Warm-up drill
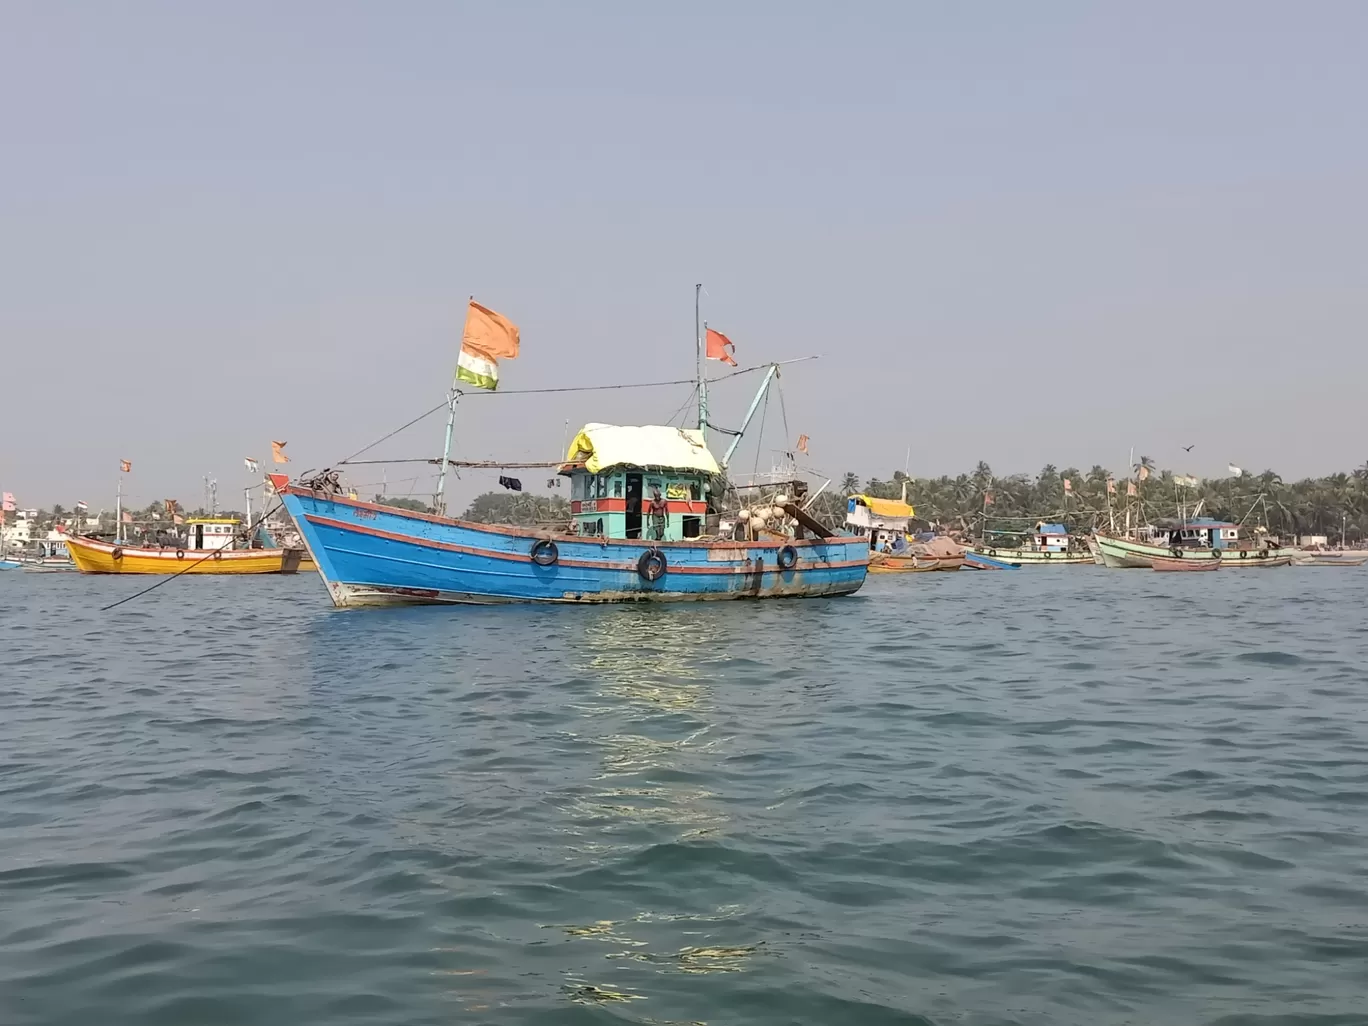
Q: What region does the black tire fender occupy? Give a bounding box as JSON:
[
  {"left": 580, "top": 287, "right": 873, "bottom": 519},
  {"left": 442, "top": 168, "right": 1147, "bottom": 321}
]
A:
[
  {"left": 111, "top": 547, "right": 123, "bottom": 560},
  {"left": 212, "top": 549, "right": 223, "bottom": 560},
  {"left": 637, "top": 548, "right": 667, "bottom": 582},
  {"left": 176, "top": 549, "right": 185, "bottom": 560},
  {"left": 777, "top": 544, "right": 798, "bottom": 570},
  {"left": 530, "top": 539, "right": 559, "bottom": 567}
]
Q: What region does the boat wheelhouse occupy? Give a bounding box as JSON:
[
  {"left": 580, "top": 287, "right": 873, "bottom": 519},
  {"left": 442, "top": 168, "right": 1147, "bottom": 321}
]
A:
[
  {"left": 845, "top": 494, "right": 914, "bottom": 553},
  {"left": 564, "top": 424, "right": 715, "bottom": 541}
]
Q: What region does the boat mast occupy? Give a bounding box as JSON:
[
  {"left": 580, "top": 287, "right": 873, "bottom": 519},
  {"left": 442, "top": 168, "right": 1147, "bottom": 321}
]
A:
[
  {"left": 434, "top": 295, "right": 472, "bottom": 516},
  {"left": 116, "top": 474, "right": 122, "bottom": 544},
  {"left": 695, "top": 284, "right": 706, "bottom": 443}
]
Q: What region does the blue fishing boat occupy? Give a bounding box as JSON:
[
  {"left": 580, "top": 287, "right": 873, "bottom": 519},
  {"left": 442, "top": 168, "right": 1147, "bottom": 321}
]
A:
[
  {"left": 276, "top": 293, "right": 868, "bottom": 608},
  {"left": 0, "top": 559, "right": 20, "bottom": 571},
  {"left": 963, "top": 550, "right": 1020, "bottom": 570}
]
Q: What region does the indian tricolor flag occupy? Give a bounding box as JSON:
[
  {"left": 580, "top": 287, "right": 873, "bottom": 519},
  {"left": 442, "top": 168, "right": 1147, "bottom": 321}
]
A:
[{"left": 456, "top": 300, "right": 520, "bottom": 391}]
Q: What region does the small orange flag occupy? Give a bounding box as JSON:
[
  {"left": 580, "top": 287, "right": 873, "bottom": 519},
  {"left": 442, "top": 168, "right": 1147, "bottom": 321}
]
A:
[
  {"left": 1127, "top": 481, "right": 1138, "bottom": 497},
  {"left": 705, "top": 327, "right": 737, "bottom": 366},
  {"left": 271, "top": 441, "right": 290, "bottom": 464},
  {"left": 1106, "top": 478, "right": 1116, "bottom": 494},
  {"left": 796, "top": 434, "right": 809, "bottom": 454},
  {"left": 1063, "top": 478, "right": 1072, "bottom": 492},
  {"left": 119, "top": 459, "right": 132, "bottom": 472}
]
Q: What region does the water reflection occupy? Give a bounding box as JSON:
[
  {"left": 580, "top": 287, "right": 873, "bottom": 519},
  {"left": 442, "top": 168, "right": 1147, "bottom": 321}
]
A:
[{"left": 555, "top": 610, "right": 755, "bottom": 1005}]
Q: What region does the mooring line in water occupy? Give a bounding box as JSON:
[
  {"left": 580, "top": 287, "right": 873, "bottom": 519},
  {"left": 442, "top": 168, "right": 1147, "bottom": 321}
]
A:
[{"left": 100, "top": 501, "right": 285, "bottom": 612}]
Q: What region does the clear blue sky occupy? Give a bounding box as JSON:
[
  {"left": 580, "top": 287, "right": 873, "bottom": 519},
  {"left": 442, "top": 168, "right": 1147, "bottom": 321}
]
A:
[{"left": 3, "top": 2, "right": 1366, "bottom": 510}]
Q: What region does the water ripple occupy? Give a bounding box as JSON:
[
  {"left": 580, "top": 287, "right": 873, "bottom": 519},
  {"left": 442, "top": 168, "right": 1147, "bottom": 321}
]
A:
[{"left": 1, "top": 569, "right": 1367, "bottom": 1024}]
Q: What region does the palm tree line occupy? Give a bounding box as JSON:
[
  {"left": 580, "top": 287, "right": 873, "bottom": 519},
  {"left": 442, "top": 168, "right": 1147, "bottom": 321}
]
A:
[{"left": 803, "top": 462, "right": 1368, "bottom": 543}]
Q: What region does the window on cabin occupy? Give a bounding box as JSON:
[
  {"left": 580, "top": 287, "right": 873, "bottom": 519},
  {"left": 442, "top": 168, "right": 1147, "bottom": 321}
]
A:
[
  {"left": 613, "top": 478, "right": 622, "bottom": 498},
  {"left": 682, "top": 515, "right": 701, "bottom": 538},
  {"left": 690, "top": 481, "right": 701, "bottom": 500},
  {"left": 580, "top": 519, "right": 597, "bottom": 536},
  {"left": 596, "top": 475, "right": 610, "bottom": 499}
]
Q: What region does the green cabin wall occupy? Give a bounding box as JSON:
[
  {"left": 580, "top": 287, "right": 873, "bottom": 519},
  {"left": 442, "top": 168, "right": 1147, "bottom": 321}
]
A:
[{"left": 569, "top": 469, "right": 708, "bottom": 542}]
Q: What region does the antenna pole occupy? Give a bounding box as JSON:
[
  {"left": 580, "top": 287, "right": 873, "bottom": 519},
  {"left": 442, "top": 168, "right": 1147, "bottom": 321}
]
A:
[{"left": 695, "top": 284, "right": 707, "bottom": 441}]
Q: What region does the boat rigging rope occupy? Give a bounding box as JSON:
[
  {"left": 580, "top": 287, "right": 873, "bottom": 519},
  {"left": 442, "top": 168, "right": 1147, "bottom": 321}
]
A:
[
  {"left": 100, "top": 500, "right": 285, "bottom": 612},
  {"left": 337, "top": 364, "right": 781, "bottom": 467}
]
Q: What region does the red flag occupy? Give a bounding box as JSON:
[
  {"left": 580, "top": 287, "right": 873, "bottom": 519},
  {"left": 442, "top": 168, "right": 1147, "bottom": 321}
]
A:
[
  {"left": 271, "top": 441, "right": 290, "bottom": 464},
  {"left": 1062, "top": 478, "right": 1072, "bottom": 492},
  {"left": 1106, "top": 478, "right": 1116, "bottom": 494},
  {"left": 705, "top": 327, "right": 737, "bottom": 366},
  {"left": 1127, "top": 481, "right": 1137, "bottom": 497},
  {"left": 796, "top": 434, "right": 809, "bottom": 454}
]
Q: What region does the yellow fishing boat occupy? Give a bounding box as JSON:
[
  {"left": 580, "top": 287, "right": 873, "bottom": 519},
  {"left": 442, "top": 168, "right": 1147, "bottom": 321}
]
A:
[{"left": 67, "top": 517, "right": 308, "bottom": 575}]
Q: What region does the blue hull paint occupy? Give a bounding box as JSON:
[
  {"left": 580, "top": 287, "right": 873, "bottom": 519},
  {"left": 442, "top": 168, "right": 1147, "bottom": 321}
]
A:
[
  {"left": 964, "top": 551, "right": 1020, "bottom": 570},
  {"left": 280, "top": 489, "right": 869, "bottom": 607},
  {"left": 0, "top": 559, "right": 20, "bottom": 571}
]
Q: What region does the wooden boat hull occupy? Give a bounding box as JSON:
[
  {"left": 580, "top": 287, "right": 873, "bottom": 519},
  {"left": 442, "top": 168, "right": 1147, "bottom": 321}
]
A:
[
  {"left": 279, "top": 486, "right": 869, "bottom": 607},
  {"left": 1152, "top": 555, "right": 1222, "bottom": 572},
  {"left": 0, "top": 559, "right": 20, "bottom": 571},
  {"left": 66, "top": 535, "right": 307, "bottom": 574},
  {"left": 869, "top": 552, "right": 966, "bottom": 573},
  {"left": 971, "top": 546, "right": 1093, "bottom": 565},
  {"left": 1293, "top": 554, "right": 1368, "bottom": 566},
  {"left": 1094, "top": 533, "right": 1291, "bottom": 569},
  {"left": 1222, "top": 556, "right": 1292, "bottom": 568}
]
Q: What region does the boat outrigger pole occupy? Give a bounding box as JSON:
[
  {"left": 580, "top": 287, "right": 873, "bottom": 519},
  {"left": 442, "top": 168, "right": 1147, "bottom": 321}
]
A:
[{"left": 719, "top": 363, "right": 780, "bottom": 469}]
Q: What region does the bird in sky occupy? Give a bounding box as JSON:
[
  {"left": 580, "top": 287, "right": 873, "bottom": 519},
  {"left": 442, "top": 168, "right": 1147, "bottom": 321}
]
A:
[{"left": 1182, "top": 444, "right": 1195, "bottom": 452}]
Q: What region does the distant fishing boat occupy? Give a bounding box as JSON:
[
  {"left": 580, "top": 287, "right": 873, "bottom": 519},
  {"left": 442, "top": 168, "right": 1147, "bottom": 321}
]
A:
[
  {"left": 0, "top": 559, "right": 19, "bottom": 571},
  {"left": 1095, "top": 518, "right": 1291, "bottom": 569},
  {"left": 1293, "top": 554, "right": 1367, "bottom": 566},
  {"left": 67, "top": 517, "right": 308, "bottom": 575},
  {"left": 276, "top": 295, "right": 868, "bottom": 607},
  {"left": 973, "top": 522, "right": 1094, "bottom": 565}
]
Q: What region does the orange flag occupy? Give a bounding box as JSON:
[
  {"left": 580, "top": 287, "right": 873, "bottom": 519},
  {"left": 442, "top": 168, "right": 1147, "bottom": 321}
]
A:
[
  {"left": 458, "top": 300, "right": 520, "bottom": 390},
  {"left": 796, "top": 434, "right": 809, "bottom": 454},
  {"left": 119, "top": 459, "right": 132, "bottom": 472},
  {"left": 1063, "top": 478, "right": 1072, "bottom": 492},
  {"left": 1106, "top": 478, "right": 1116, "bottom": 494},
  {"left": 1127, "top": 481, "right": 1138, "bottom": 496},
  {"left": 272, "top": 441, "right": 290, "bottom": 464},
  {"left": 705, "top": 327, "right": 737, "bottom": 366}
]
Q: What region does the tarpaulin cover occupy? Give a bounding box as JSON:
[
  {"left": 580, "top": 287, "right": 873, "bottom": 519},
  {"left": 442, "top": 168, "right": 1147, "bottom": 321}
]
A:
[{"left": 566, "top": 424, "right": 721, "bottom": 476}]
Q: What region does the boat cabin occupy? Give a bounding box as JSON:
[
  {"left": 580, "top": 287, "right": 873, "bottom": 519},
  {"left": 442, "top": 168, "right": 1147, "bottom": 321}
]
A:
[
  {"left": 184, "top": 517, "right": 242, "bottom": 551},
  {"left": 1156, "top": 517, "right": 1241, "bottom": 550},
  {"left": 1031, "top": 522, "right": 1070, "bottom": 552},
  {"left": 561, "top": 424, "right": 716, "bottom": 541},
  {"left": 845, "top": 494, "right": 915, "bottom": 553}
]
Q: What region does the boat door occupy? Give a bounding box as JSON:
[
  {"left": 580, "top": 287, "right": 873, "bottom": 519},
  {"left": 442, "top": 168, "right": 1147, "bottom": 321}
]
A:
[
  {"left": 194, "top": 523, "right": 205, "bottom": 550},
  {"left": 625, "top": 473, "right": 643, "bottom": 539}
]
